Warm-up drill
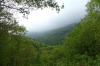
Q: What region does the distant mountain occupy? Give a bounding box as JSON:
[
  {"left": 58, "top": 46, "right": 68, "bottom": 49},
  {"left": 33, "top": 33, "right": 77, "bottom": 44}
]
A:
[{"left": 26, "top": 23, "right": 77, "bottom": 45}]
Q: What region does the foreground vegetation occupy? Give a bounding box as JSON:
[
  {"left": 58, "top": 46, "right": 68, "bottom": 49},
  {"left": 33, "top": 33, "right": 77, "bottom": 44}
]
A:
[{"left": 1, "top": 0, "right": 100, "bottom": 66}]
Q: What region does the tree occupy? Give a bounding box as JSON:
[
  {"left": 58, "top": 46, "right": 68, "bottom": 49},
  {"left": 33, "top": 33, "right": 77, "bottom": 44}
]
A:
[
  {"left": 0, "top": 11, "right": 20, "bottom": 66},
  {"left": 0, "top": 12, "right": 38, "bottom": 65},
  {"left": 86, "top": 0, "right": 100, "bottom": 13}
]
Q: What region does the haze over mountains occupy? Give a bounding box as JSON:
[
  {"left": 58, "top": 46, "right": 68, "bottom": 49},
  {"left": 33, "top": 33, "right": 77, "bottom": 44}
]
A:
[{"left": 26, "top": 22, "right": 77, "bottom": 45}]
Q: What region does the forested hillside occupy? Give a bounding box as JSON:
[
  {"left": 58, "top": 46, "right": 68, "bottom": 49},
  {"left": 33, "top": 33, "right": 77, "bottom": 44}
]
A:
[
  {"left": 1, "top": 0, "right": 100, "bottom": 66},
  {"left": 36, "top": 23, "right": 77, "bottom": 45}
]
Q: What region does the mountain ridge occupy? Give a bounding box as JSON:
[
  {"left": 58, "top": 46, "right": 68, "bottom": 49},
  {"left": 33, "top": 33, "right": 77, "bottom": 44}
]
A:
[{"left": 26, "top": 23, "right": 77, "bottom": 45}]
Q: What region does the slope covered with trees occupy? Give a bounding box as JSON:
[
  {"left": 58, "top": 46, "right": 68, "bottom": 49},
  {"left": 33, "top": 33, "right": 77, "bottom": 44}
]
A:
[{"left": 36, "top": 23, "right": 77, "bottom": 45}]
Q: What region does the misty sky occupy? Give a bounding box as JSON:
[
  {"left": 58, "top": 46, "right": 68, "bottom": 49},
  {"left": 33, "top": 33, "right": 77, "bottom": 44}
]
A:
[{"left": 18, "top": 0, "right": 89, "bottom": 32}]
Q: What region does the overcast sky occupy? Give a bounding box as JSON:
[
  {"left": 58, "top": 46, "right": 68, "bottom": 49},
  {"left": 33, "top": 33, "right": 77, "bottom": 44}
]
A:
[{"left": 18, "top": 0, "right": 89, "bottom": 32}]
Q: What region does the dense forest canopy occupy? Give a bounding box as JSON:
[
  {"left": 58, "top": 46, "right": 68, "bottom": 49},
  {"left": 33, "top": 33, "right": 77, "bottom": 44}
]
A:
[{"left": 1, "top": 0, "right": 100, "bottom": 66}]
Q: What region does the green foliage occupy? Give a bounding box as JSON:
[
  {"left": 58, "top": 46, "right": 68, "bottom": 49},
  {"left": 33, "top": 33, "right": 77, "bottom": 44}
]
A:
[{"left": 86, "top": 0, "right": 100, "bottom": 13}]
